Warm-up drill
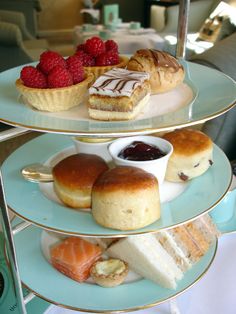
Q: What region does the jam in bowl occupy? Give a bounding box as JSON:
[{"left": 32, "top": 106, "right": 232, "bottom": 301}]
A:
[
  {"left": 118, "top": 141, "right": 166, "bottom": 161},
  {"left": 108, "top": 135, "right": 173, "bottom": 185}
]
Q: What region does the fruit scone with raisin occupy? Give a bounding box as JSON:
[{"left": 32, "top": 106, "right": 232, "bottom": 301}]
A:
[{"left": 88, "top": 68, "right": 151, "bottom": 121}]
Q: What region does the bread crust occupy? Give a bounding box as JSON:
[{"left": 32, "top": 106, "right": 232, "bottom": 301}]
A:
[
  {"left": 92, "top": 166, "right": 158, "bottom": 192},
  {"left": 163, "top": 129, "right": 213, "bottom": 156},
  {"left": 162, "top": 129, "right": 213, "bottom": 182},
  {"left": 91, "top": 166, "right": 161, "bottom": 230},
  {"left": 52, "top": 153, "right": 108, "bottom": 208}
]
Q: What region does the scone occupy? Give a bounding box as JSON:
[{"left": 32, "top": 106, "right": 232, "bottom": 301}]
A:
[
  {"left": 88, "top": 68, "right": 151, "bottom": 121},
  {"left": 52, "top": 153, "right": 109, "bottom": 208},
  {"left": 91, "top": 166, "right": 161, "bottom": 230},
  {"left": 127, "top": 49, "right": 184, "bottom": 94},
  {"left": 163, "top": 129, "right": 213, "bottom": 182}
]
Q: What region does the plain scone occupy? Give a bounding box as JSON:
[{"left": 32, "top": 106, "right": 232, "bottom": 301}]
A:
[
  {"left": 91, "top": 166, "right": 161, "bottom": 230},
  {"left": 163, "top": 129, "right": 213, "bottom": 182},
  {"left": 52, "top": 153, "right": 109, "bottom": 208},
  {"left": 127, "top": 49, "right": 185, "bottom": 94}
]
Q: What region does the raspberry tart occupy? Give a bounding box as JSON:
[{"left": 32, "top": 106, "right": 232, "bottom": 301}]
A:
[
  {"left": 16, "top": 51, "right": 93, "bottom": 112},
  {"left": 74, "top": 37, "right": 128, "bottom": 84}
]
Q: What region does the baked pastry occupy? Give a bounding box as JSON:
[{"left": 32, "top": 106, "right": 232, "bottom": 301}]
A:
[
  {"left": 85, "top": 55, "right": 129, "bottom": 85},
  {"left": 16, "top": 74, "right": 93, "bottom": 112},
  {"left": 127, "top": 49, "right": 185, "bottom": 94},
  {"left": 52, "top": 153, "right": 109, "bottom": 208},
  {"left": 88, "top": 68, "right": 151, "bottom": 121},
  {"left": 163, "top": 129, "right": 213, "bottom": 182},
  {"left": 91, "top": 166, "right": 161, "bottom": 230},
  {"left": 90, "top": 258, "right": 128, "bottom": 287}
]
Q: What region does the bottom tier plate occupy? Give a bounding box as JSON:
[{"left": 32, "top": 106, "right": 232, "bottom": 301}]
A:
[
  {"left": 13, "top": 221, "right": 218, "bottom": 313},
  {"left": 216, "top": 206, "right": 236, "bottom": 235}
]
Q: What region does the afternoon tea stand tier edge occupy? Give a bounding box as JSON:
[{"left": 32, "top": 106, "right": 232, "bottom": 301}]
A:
[{"left": 0, "top": 1, "right": 219, "bottom": 313}]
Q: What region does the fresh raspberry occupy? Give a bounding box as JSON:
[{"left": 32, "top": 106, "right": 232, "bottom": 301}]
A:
[
  {"left": 20, "top": 66, "right": 47, "bottom": 88},
  {"left": 105, "top": 40, "right": 118, "bottom": 52},
  {"left": 66, "top": 55, "right": 85, "bottom": 84},
  {"left": 76, "top": 43, "right": 86, "bottom": 52},
  {"left": 95, "top": 51, "right": 119, "bottom": 66},
  {"left": 47, "top": 65, "right": 73, "bottom": 88},
  {"left": 39, "top": 50, "right": 66, "bottom": 74},
  {"left": 75, "top": 50, "right": 95, "bottom": 66},
  {"left": 84, "top": 36, "right": 105, "bottom": 57}
]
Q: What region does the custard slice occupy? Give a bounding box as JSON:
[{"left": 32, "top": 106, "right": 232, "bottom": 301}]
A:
[{"left": 88, "top": 68, "right": 150, "bottom": 121}]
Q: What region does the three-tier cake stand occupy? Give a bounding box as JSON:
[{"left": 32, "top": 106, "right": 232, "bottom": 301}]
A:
[{"left": 0, "top": 1, "right": 236, "bottom": 313}]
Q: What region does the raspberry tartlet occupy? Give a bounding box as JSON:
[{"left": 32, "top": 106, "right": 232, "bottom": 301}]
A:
[
  {"left": 75, "top": 37, "right": 128, "bottom": 84},
  {"left": 16, "top": 51, "right": 93, "bottom": 112}
]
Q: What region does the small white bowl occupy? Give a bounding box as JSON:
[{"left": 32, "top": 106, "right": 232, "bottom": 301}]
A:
[
  {"left": 72, "top": 137, "right": 115, "bottom": 163},
  {"left": 108, "top": 136, "right": 173, "bottom": 185}
]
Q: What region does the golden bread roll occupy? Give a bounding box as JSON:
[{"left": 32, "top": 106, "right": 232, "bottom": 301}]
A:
[
  {"left": 52, "top": 153, "right": 109, "bottom": 208},
  {"left": 127, "top": 49, "right": 185, "bottom": 94},
  {"left": 91, "top": 166, "right": 161, "bottom": 230},
  {"left": 163, "top": 129, "right": 213, "bottom": 182}
]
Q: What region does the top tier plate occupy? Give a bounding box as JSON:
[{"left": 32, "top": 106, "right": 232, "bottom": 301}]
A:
[{"left": 0, "top": 62, "right": 235, "bottom": 136}]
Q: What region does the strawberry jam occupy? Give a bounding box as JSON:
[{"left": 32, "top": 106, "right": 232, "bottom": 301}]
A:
[{"left": 118, "top": 141, "right": 166, "bottom": 161}]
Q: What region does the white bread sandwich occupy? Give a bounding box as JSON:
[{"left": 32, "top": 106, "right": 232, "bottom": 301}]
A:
[
  {"left": 154, "top": 215, "right": 218, "bottom": 272},
  {"left": 155, "top": 230, "right": 192, "bottom": 272},
  {"left": 106, "top": 214, "right": 218, "bottom": 290},
  {"left": 107, "top": 233, "right": 183, "bottom": 289}
]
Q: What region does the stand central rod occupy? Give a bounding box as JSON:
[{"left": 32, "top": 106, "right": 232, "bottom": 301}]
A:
[{"left": 176, "top": 0, "right": 190, "bottom": 59}]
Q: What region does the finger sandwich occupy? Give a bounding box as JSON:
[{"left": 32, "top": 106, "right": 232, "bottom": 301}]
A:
[
  {"left": 107, "top": 233, "right": 183, "bottom": 289},
  {"left": 107, "top": 215, "right": 218, "bottom": 290},
  {"left": 88, "top": 68, "right": 150, "bottom": 121}
]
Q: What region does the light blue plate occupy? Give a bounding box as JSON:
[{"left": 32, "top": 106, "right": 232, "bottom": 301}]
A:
[
  {"left": 0, "top": 62, "right": 235, "bottom": 136},
  {"left": 13, "top": 221, "right": 218, "bottom": 313},
  {"left": 2, "top": 133, "right": 232, "bottom": 237},
  {"left": 216, "top": 204, "right": 236, "bottom": 235}
]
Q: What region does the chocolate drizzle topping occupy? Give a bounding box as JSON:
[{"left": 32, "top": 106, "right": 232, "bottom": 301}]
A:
[
  {"left": 136, "top": 49, "right": 181, "bottom": 72},
  {"left": 89, "top": 68, "right": 149, "bottom": 97}
]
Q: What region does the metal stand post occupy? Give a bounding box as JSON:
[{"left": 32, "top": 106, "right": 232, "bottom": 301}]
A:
[
  {"left": 0, "top": 171, "right": 26, "bottom": 314},
  {"left": 0, "top": 127, "right": 30, "bottom": 143},
  {"left": 0, "top": 127, "right": 33, "bottom": 313},
  {"left": 176, "top": 0, "right": 190, "bottom": 59}
]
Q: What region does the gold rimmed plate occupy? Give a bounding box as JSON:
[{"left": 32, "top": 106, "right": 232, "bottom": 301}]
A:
[
  {"left": 2, "top": 133, "right": 232, "bottom": 237},
  {"left": 12, "top": 219, "right": 218, "bottom": 313},
  {"left": 0, "top": 61, "right": 235, "bottom": 136}
]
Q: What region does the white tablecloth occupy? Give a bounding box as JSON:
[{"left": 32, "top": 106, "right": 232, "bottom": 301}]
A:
[
  {"left": 74, "top": 25, "right": 165, "bottom": 54},
  {"left": 45, "top": 232, "right": 236, "bottom": 314}
]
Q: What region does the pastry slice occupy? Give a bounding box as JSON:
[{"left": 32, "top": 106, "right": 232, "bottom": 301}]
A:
[{"left": 88, "top": 68, "right": 150, "bottom": 121}]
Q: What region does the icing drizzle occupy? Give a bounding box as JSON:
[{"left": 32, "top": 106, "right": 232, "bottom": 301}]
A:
[
  {"left": 89, "top": 68, "right": 149, "bottom": 97},
  {"left": 133, "top": 49, "right": 182, "bottom": 72}
]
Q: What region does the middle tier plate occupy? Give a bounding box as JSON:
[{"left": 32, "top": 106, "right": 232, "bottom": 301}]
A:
[{"left": 2, "top": 133, "right": 232, "bottom": 237}]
